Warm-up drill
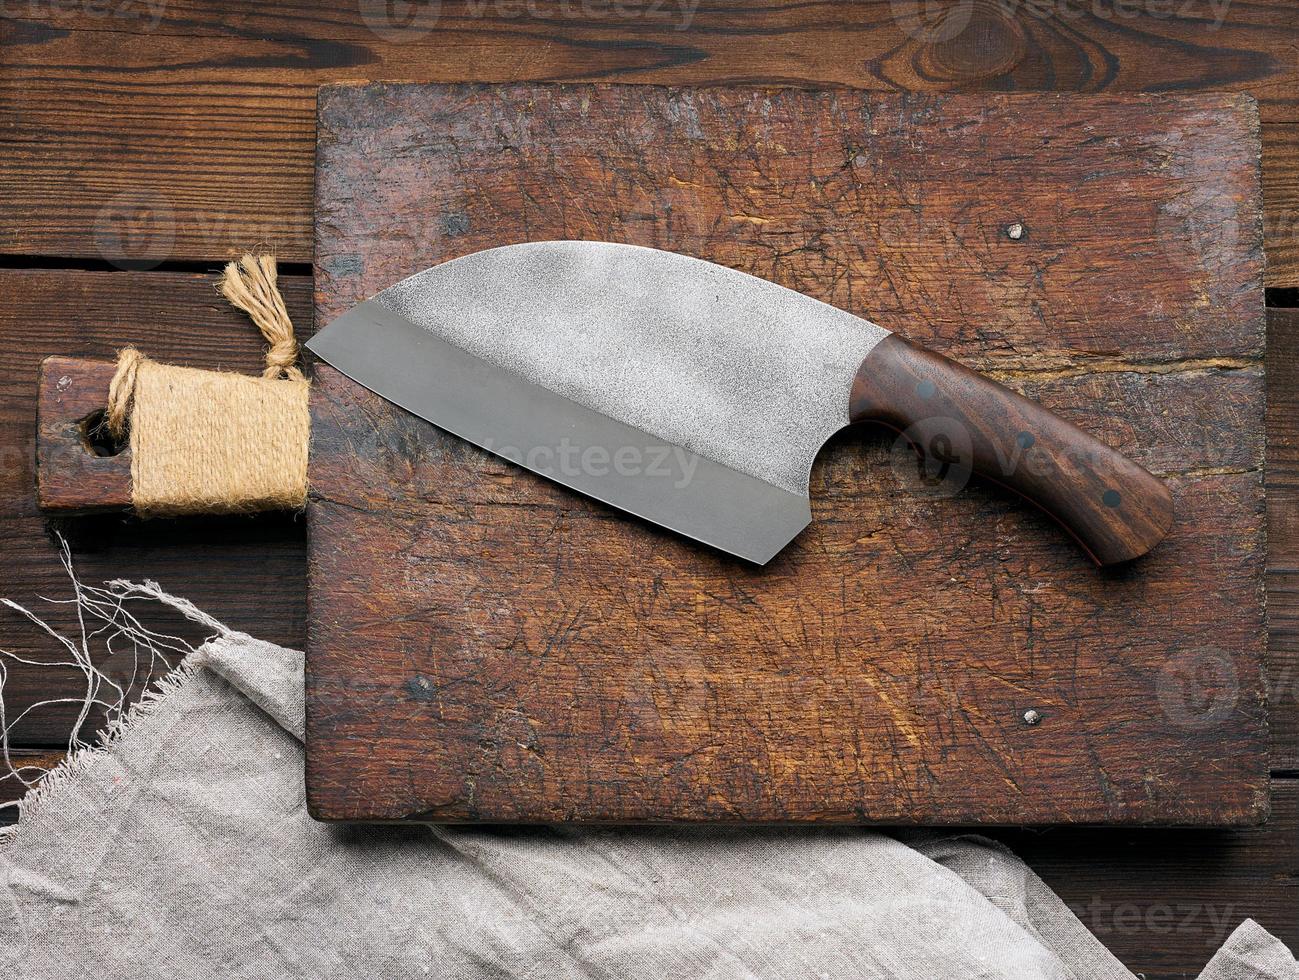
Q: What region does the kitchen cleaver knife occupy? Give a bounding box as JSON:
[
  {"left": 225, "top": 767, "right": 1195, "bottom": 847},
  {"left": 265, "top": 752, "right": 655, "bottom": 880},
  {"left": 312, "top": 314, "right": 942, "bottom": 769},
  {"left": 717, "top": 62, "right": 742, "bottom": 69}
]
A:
[{"left": 306, "top": 241, "right": 1173, "bottom": 566}]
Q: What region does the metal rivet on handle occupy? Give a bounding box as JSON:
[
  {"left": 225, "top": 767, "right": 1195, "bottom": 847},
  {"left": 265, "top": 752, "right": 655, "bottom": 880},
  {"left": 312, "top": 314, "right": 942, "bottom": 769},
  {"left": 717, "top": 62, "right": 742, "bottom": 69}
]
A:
[{"left": 1022, "top": 709, "right": 1043, "bottom": 726}]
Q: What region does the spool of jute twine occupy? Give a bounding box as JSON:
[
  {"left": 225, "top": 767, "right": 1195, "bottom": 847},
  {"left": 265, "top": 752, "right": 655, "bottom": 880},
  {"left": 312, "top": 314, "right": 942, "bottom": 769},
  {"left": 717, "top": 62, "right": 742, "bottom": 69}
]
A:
[{"left": 105, "top": 254, "right": 310, "bottom": 517}]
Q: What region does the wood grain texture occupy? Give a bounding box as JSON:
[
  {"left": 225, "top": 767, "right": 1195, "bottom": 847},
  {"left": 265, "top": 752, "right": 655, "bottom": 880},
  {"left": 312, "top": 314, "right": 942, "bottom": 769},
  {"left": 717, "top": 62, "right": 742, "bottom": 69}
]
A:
[
  {"left": 307, "top": 83, "right": 1267, "bottom": 824},
  {"left": 1264, "top": 125, "right": 1299, "bottom": 289},
  {"left": 0, "top": 749, "right": 65, "bottom": 819},
  {"left": 2, "top": 1, "right": 1299, "bottom": 283},
  {"left": 850, "top": 335, "right": 1174, "bottom": 565},
  {"left": 0, "top": 269, "right": 311, "bottom": 745},
  {"left": 1267, "top": 307, "right": 1299, "bottom": 770},
  {"left": 35, "top": 357, "right": 131, "bottom": 513}
]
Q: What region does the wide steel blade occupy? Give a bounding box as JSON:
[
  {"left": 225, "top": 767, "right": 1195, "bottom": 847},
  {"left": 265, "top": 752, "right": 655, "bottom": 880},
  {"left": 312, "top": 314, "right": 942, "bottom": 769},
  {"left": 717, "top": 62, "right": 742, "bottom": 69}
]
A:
[
  {"left": 307, "top": 299, "right": 811, "bottom": 563},
  {"left": 306, "top": 241, "right": 890, "bottom": 564}
]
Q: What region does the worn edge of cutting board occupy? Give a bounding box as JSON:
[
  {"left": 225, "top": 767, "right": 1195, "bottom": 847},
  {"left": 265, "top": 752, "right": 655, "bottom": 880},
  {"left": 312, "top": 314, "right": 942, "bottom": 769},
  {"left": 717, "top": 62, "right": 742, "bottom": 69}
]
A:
[{"left": 305, "top": 83, "right": 1268, "bottom": 826}]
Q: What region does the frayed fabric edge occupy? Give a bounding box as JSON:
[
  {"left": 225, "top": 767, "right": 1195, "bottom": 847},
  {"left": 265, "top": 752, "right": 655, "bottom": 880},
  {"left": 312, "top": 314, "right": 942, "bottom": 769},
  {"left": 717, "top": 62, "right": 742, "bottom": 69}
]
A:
[
  {"left": 0, "top": 535, "right": 236, "bottom": 844},
  {"left": 0, "top": 654, "right": 209, "bottom": 846}
]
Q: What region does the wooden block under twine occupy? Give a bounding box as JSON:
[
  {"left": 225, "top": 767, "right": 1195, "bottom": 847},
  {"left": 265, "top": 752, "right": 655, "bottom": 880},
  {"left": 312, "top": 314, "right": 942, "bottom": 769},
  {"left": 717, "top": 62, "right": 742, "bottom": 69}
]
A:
[{"left": 104, "top": 255, "right": 309, "bottom": 516}]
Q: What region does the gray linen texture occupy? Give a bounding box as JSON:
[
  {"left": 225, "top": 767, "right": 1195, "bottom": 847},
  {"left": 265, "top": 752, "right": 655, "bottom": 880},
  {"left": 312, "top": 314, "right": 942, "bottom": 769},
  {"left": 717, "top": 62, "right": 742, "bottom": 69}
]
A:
[{"left": 0, "top": 617, "right": 1294, "bottom": 979}]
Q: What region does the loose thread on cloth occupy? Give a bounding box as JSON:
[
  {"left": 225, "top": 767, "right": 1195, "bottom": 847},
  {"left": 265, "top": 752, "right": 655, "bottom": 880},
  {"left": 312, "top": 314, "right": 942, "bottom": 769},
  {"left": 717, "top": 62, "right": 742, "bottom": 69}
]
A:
[
  {"left": 0, "top": 535, "right": 202, "bottom": 807},
  {"left": 104, "top": 254, "right": 310, "bottom": 516}
]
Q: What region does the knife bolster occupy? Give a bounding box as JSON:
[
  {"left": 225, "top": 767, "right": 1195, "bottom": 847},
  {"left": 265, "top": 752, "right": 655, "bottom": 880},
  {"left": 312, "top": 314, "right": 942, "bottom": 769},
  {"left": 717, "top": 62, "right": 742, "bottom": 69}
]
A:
[{"left": 848, "top": 335, "right": 1174, "bottom": 565}]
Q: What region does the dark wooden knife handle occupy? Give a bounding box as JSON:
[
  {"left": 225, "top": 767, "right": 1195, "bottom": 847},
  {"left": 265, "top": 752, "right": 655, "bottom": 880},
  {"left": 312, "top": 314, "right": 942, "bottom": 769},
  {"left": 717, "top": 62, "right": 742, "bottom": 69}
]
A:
[{"left": 849, "top": 335, "right": 1173, "bottom": 565}]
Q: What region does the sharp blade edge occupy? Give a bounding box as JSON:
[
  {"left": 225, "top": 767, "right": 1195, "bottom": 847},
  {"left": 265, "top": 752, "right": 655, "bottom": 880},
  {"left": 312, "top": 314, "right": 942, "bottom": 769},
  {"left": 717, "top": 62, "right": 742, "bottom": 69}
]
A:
[{"left": 306, "top": 300, "right": 812, "bottom": 564}]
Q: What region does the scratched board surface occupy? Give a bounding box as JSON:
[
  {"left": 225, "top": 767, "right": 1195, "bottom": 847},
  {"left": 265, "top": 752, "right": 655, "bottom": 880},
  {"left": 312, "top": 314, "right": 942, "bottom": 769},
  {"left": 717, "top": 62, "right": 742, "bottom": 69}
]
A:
[{"left": 307, "top": 83, "right": 1266, "bottom": 825}]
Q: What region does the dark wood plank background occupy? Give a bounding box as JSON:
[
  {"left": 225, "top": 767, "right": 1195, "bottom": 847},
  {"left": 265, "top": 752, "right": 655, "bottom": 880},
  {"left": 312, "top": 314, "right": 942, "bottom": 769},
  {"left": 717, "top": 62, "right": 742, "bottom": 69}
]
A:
[{"left": 0, "top": 2, "right": 1295, "bottom": 975}]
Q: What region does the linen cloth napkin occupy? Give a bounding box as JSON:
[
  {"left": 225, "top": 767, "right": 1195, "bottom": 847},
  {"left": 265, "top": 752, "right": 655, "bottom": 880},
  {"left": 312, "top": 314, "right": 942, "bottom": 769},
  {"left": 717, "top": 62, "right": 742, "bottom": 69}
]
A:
[{"left": 0, "top": 596, "right": 1294, "bottom": 979}]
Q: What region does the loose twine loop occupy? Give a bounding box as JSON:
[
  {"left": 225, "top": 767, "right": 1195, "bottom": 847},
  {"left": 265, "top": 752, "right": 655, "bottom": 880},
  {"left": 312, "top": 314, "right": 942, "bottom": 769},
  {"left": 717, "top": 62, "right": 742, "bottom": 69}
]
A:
[{"left": 104, "top": 254, "right": 310, "bottom": 517}]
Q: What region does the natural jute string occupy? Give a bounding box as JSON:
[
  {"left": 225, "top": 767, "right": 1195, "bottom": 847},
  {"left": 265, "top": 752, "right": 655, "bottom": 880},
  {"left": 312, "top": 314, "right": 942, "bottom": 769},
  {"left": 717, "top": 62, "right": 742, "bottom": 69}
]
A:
[{"left": 105, "top": 254, "right": 310, "bottom": 516}]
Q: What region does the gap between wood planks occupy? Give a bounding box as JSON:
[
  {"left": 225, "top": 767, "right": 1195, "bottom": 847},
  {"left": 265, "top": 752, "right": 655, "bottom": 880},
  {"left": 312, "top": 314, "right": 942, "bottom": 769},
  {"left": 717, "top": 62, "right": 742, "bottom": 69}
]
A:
[
  {"left": 0, "top": 255, "right": 316, "bottom": 278},
  {"left": 0, "top": 256, "right": 1289, "bottom": 308}
]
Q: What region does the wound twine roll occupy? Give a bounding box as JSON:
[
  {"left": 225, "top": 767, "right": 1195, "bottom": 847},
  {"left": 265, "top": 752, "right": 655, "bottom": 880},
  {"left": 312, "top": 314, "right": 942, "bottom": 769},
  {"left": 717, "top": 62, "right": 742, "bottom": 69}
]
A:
[{"left": 105, "top": 254, "right": 310, "bottom": 516}]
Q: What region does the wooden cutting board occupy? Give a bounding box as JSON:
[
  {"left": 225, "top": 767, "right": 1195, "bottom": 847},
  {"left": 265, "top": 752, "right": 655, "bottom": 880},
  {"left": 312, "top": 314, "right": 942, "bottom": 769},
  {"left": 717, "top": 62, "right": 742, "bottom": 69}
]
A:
[{"left": 304, "top": 83, "right": 1266, "bottom": 825}]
